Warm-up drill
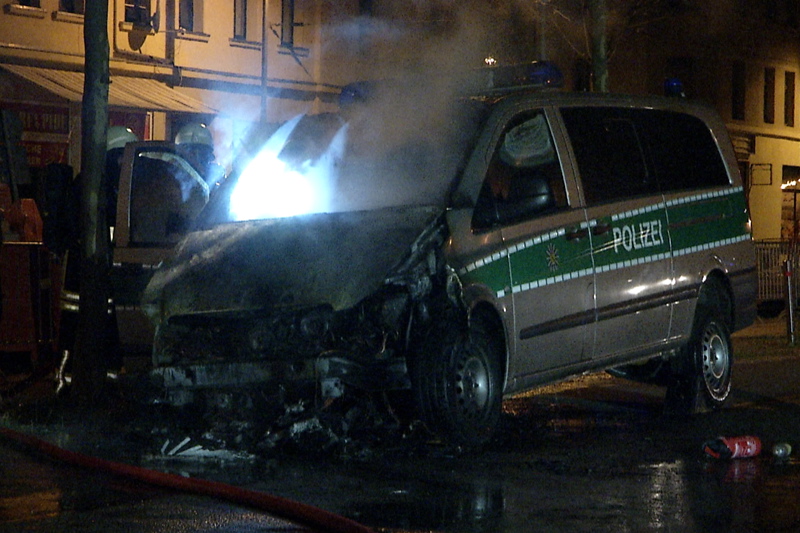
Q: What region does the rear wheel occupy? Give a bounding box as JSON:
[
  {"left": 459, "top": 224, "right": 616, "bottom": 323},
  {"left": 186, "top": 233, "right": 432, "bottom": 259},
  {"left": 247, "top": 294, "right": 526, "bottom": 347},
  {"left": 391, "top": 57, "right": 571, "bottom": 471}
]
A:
[
  {"left": 412, "top": 316, "right": 503, "bottom": 448},
  {"left": 665, "top": 283, "right": 733, "bottom": 415}
]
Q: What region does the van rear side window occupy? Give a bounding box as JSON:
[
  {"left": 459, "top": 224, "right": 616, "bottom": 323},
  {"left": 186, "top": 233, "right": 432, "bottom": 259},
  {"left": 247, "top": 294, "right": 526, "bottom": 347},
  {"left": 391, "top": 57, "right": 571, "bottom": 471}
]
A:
[
  {"left": 640, "top": 109, "right": 731, "bottom": 192},
  {"left": 561, "top": 107, "right": 730, "bottom": 206}
]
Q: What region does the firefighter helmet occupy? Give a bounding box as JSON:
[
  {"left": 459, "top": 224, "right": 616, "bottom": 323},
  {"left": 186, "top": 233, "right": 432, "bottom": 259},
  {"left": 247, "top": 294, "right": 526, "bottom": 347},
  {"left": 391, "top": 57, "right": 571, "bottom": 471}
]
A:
[
  {"left": 107, "top": 126, "right": 139, "bottom": 151},
  {"left": 175, "top": 123, "right": 214, "bottom": 146}
]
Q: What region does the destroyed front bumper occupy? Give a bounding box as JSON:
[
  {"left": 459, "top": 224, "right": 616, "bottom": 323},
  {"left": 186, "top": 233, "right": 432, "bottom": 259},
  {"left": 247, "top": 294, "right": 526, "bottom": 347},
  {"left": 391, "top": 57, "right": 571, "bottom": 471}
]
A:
[{"left": 149, "top": 353, "right": 410, "bottom": 405}]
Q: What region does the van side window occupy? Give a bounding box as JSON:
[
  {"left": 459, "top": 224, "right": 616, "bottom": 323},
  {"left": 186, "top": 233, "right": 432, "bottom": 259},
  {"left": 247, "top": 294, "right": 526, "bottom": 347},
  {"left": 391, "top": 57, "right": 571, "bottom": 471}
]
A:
[
  {"left": 472, "top": 111, "right": 568, "bottom": 231},
  {"left": 640, "top": 110, "right": 730, "bottom": 192},
  {"left": 130, "top": 150, "right": 210, "bottom": 246},
  {"left": 560, "top": 108, "right": 653, "bottom": 205},
  {"left": 561, "top": 107, "right": 730, "bottom": 206}
]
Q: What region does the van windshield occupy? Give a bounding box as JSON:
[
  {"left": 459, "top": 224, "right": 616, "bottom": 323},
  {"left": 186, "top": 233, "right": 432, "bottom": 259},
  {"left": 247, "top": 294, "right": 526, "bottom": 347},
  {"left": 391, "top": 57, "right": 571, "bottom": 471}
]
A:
[{"left": 129, "top": 149, "right": 210, "bottom": 246}]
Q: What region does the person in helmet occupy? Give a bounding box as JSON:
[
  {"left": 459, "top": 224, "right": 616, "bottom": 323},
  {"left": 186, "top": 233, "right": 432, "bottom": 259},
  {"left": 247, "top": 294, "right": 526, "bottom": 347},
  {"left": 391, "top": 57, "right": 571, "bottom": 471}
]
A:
[
  {"left": 175, "top": 123, "right": 225, "bottom": 189},
  {"left": 55, "top": 125, "right": 138, "bottom": 391},
  {"left": 107, "top": 124, "right": 139, "bottom": 151}
]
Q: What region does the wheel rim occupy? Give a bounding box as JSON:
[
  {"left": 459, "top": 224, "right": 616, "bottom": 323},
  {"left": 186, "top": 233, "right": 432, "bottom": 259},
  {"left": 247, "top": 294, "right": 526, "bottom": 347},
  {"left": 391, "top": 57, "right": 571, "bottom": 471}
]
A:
[
  {"left": 700, "top": 322, "right": 731, "bottom": 400},
  {"left": 454, "top": 349, "right": 491, "bottom": 418}
]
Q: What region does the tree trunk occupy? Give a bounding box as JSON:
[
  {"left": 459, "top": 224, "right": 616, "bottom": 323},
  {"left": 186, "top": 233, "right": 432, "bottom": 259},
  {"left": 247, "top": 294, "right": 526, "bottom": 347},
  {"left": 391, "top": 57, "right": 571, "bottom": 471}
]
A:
[
  {"left": 589, "top": 0, "right": 609, "bottom": 92},
  {"left": 73, "top": 0, "right": 111, "bottom": 406}
]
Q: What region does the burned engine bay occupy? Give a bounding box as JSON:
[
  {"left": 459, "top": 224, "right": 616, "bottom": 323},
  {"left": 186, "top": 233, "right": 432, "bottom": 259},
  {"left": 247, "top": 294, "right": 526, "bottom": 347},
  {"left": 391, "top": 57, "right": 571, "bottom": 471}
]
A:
[
  {"left": 138, "top": 98, "right": 486, "bottom": 448},
  {"left": 143, "top": 206, "right": 457, "bottom": 418}
]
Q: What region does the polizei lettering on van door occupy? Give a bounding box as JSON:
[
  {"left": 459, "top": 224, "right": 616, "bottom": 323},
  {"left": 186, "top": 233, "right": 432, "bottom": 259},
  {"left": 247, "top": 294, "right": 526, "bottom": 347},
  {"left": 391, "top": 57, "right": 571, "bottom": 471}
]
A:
[{"left": 612, "top": 220, "right": 664, "bottom": 253}]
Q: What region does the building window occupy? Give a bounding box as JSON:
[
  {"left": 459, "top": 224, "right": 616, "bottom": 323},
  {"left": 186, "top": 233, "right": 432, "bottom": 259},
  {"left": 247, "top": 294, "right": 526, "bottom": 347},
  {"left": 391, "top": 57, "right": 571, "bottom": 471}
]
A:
[
  {"left": 18, "top": 0, "right": 40, "bottom": 6},
  {"left": 786, "top": 71, "right": 796, "bottom": 127},
  {"left": 764, "top": 67, "right": 776, "bottom": 124},
  {"left": 59, "top": 0, "right": 84, "bottom": 14},
  {"left": 281, "top": 0, "right": 294, "bottom": 47},
  {"left": 125, "top": 0, "right": 150, "bottom": 25},
  {"left": 179, "top": 0, "right": 203, "bottom": 33},
  {"left": 234, "top": 0, "right": 247, "bottom": 39},
  {"left": 782, "top": 165, "right": 800, "bottom": 240},
  {"left": 179, "top": 0, "right": 193, "bottom": 31},
  {"left": 732, "top": 61, "right": 746, "bottom": 121}
]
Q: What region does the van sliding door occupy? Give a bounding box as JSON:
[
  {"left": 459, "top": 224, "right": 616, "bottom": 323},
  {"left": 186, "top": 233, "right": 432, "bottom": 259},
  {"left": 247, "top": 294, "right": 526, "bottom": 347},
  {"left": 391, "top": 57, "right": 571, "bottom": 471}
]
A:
[{"left": 561, "top": 107, "right": 672, "bottom": 362}]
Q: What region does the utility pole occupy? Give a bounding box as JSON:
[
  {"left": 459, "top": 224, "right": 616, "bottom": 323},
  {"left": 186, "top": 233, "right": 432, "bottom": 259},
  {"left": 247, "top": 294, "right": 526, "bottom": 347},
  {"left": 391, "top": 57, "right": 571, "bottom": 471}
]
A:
[
  {"left": 261, "top": 0, "right": 270, "bottom": 123},
  {"left": 536, "top": 2, "right": 548, "bottom": 60},
  {"left": 589, "top": 0, "right": 609, "bottom": 92}
]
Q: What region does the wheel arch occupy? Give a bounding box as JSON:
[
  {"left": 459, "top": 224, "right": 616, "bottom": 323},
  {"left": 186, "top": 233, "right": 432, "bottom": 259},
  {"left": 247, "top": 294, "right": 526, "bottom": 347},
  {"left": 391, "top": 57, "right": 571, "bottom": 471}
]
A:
[
  {"left": 467, "top": 300, "right": 510, "bottom": 392},
  {"left": 700, "top": 269, "right": 735, "bottom": 330},
  {"left": 664, "top": 269, "right": 735, "bottom": 414}
]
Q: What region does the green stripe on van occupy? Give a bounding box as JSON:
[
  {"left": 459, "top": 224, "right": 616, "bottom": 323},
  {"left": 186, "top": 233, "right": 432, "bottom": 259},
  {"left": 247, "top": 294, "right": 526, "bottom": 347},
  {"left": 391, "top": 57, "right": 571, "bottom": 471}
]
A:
[
  {"left": 507, "top": 229, "right": 594, "bottom": 292},
  {"left": 666, "top": 187, "right": 750, "bottom": 253},
  {"left": 459, "top": 227, "right": 594, "bottom": 298},
  {"left": 458, "top": 187, "right": 750, "bottom": 299},
  {"left": 460, "top": 249, "right": 512, "bottom": 298}
]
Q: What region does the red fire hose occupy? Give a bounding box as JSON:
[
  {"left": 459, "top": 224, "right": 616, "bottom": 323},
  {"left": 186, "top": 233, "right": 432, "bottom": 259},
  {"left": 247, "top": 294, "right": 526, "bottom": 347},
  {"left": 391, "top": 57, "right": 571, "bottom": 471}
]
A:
[{"left": 0, "top": 426, "right": 374, "bottom": 533}]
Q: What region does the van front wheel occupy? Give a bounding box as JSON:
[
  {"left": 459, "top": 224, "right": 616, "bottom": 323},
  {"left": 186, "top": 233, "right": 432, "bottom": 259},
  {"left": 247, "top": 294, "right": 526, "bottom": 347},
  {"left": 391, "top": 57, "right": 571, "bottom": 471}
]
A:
[
  {"left": 412, "top": 317, "right": 503, "bottom": 448},
  {"left": 665, "top": 304, "right": 732, "bottom": 415}
]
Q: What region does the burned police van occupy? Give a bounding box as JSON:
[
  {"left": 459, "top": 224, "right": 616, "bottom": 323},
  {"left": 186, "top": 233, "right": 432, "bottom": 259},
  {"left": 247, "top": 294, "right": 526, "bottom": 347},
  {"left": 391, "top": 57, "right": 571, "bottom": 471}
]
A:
[{"left": 142, "top": 63, "right": 757, "bottom": 447}]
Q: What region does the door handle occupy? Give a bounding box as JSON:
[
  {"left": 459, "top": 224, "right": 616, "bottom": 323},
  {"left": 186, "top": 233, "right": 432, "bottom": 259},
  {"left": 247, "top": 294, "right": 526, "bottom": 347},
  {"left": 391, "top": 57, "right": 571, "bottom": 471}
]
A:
[
  {"left": 566, "top": 228, "right": 589, "bottom": 241},
  {"left": 592, "top": 223, "right": 612, "bottom": 236}
]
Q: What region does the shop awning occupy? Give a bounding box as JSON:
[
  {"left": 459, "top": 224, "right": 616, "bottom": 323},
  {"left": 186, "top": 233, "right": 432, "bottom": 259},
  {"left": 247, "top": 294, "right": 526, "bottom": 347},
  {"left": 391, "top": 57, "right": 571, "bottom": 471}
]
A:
[{"left": 1, "top": 64, "right": 217, "bottom": 114}]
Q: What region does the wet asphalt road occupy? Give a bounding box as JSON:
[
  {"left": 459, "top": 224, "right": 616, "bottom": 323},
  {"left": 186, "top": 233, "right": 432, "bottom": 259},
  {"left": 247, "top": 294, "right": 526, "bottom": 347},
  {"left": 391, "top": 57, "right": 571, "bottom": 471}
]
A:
[
  {"left": 0, "top": 444, "right": 314, "bottom": 532},
  {"left": 1, "top": 325, "right": 800, "bottom": 532}
]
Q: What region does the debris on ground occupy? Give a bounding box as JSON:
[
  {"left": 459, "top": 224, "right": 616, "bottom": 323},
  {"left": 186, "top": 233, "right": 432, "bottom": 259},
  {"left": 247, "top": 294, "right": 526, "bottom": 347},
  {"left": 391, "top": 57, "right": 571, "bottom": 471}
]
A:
[
  {"left": 0, "top": 361, "right": 444, "bottom": 464},
  {"left": 144, "top": 435, "right": 256, "bottom": 462},
  {"left": 702, "top": 435, "right": 762, "bottom": 459}
]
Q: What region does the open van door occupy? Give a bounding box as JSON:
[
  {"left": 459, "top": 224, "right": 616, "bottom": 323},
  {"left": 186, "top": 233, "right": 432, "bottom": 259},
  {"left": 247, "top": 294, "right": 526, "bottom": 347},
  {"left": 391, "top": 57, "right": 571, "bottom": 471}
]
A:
[{"left": 112, "top": 141, "right": 211, "bottom": 357}]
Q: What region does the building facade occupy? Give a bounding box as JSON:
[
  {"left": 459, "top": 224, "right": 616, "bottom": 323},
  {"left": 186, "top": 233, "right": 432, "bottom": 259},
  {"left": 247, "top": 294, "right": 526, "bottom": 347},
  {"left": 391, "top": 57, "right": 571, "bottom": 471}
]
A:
[
  {"left": 637, "top": 0, "right": 800, "bottom": 243},
  {"left": 0, "top": 0, "right": 369, "bottom": 176}
]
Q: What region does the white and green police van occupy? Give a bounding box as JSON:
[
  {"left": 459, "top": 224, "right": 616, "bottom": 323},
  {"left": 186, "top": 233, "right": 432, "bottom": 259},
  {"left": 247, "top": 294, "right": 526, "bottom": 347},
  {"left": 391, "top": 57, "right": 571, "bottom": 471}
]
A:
[
  {"left": 447, "top": 90, "right": 757, "bottom": 442},
  {"left": 143, "top": 64, "right": 758, "bottom": 447}
]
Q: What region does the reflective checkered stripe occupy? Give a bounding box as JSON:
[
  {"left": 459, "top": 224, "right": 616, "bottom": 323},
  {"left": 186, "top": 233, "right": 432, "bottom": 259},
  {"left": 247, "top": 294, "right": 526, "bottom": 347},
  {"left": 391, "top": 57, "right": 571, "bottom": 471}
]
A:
[
  {"left": 457, "top": 187, "right": 750, "bottom": 299},
  {"left": 666, "top": 187, "right": 751, "bottom": 256},
  {"left": 459, "top": 248, "right": 512, "bottom": 299},
  {"left": 459, "top": 224, "right": 594, "bottom": 299}
]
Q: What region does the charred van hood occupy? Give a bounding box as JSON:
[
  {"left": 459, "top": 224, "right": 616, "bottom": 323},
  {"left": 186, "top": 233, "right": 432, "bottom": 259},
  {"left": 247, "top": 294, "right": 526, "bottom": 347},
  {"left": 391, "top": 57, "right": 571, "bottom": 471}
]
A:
[{"left": 142, "top": 206, "right": 443, "bottom": 326}]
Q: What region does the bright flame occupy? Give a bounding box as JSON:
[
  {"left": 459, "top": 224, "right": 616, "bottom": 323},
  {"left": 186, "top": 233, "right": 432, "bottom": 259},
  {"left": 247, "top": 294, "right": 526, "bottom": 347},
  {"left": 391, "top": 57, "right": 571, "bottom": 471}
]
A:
[{"left": 229, "top": 115, "right": 347, "bottom": 221}]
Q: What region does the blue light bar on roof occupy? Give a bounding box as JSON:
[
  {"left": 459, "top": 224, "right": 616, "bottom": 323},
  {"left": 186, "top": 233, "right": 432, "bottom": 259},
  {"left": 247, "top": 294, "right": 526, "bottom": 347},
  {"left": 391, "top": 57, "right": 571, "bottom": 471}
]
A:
[
  {"left": 338, "top": 61, "right": 565, "bottom": 108},
  {"left": 479, "top": 61, "right": 564, "bottom": 91},
  {"left": 664, "top": 77, "right": 686, "bottom": 97}
]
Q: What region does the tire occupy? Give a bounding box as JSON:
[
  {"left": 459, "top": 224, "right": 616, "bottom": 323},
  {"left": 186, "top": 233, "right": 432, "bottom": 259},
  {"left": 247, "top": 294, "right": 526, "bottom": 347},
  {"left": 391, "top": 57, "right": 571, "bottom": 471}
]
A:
[
  {"left": 665, "top": 294, "right": 733, "bottom": 415},
  {"left": 412, "top": 316, "right": 503, "bottom": 448}
]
